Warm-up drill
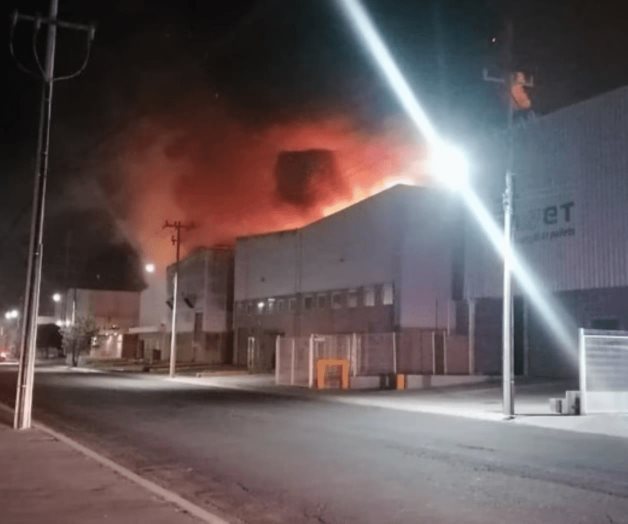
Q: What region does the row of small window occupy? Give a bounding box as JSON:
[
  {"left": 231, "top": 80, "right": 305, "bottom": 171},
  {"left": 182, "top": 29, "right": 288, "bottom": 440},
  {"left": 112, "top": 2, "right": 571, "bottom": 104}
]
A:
[{"left": 237, "top": 284, "right": 394, "bottom": 315}]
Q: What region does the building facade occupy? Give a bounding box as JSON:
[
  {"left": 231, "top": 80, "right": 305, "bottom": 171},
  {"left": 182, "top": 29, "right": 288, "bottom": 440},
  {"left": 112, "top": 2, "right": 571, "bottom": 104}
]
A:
[
  {"left": 161, "top": 246, "right": 234, "bottom": 364},
  {"left": 56, "top": 288, "right": 141, "bottom": 359},
  {"left": 465, "top": 86, "right": 628, "bottom": 378},
  {"left": 234, "top": 185, "right": 468, "bottom": 372},
  {"left": 234, "top": 87, "right": 628, "bottom": 379}
]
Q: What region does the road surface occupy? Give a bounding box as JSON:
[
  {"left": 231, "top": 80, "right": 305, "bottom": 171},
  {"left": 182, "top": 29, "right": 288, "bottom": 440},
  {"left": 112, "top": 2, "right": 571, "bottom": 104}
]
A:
[{"left": 0, "top": 367, "right": 627, "bottom": 523}]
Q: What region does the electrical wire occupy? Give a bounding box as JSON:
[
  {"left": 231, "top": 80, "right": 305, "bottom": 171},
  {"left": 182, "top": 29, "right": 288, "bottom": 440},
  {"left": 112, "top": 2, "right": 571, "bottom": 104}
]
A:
[
  {"left": 8, "top": 15, "right": 40, "bottom": 79},
  {"left": 54, "top": 32, "right": 94, "bottom": 82},
  {"left": 31, "top": 20, "right": 45, "bottom": 77}
]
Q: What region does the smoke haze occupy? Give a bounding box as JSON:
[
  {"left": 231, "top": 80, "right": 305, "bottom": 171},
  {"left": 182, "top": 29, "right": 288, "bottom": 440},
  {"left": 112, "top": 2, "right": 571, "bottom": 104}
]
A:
[{"left": 115, "top": 96, "right": 427, "bottom": 268}]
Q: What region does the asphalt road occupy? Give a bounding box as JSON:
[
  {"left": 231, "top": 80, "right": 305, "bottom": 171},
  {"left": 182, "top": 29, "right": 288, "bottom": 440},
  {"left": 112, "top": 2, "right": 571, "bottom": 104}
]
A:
[{"left": 1, "top": 368, "right": 627, "bottom": 524}]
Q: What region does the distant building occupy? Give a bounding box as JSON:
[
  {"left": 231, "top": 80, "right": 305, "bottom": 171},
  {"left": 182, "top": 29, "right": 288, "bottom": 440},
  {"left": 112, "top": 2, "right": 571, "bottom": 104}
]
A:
[
  {"left": 56, "top": 288, "right": 140, "bottom": 359},
  {"left": 129, "top": 270, "right": 169, "bottom": 362},
  {"left": 162, "top": 246, "right": 234, "bottom": 364},
  {"left": 234, "top": 185, "right": 468, "bottom": 373},
  {"left": 129, "top": 246, "right": 234, "bottom": 364}
]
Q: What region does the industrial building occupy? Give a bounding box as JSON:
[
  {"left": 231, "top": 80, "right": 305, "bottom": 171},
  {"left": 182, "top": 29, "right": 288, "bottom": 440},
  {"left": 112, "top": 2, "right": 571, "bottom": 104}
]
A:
[
  {"left": 163, "top": 246, "right": 234, "bottom": 364},
  {"left": 56, "top": 288, "right": 141, "bottom": 359},
  {"left": 129, "top": 246, "right": 234, "bottom": 364},
  {"left": 465, "top": 85, "right": 628, "bottom": 378},
  {"left": 234, "top": 184, "right": 470, "bottom": 375},
  {"left": 234, "top": 86, "right": 628, "bottom": 381}
]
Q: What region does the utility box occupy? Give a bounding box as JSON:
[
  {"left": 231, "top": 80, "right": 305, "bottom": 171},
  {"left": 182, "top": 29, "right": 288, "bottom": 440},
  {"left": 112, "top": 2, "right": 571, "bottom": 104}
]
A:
[
  {"left": 549, "top": 397, "right": 563, "bottom": 414},
  {"left": 564, "top": 390, "right": 580, "bottom": 415}
]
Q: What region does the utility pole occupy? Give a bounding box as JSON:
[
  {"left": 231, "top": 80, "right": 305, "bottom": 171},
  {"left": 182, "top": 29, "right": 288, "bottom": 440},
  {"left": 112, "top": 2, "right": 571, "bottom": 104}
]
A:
[
  {"left": 10, "top": 0, "right": 95, "bottom": 430},
  {"left": 483, "top": 20, "right": 533, "bottom": 419},
  {"left": 163, "top": 221, "right": 194, "bottom": 378}
]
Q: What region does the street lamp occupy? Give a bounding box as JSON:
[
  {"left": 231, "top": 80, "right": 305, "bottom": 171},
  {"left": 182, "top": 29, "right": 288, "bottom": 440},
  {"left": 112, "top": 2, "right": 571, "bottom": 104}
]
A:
[
  {"left": 52, "top": 292, "right": 62, "bottom": 303},
  {"left": 429, "top": 140, "right": 469, "bottom": 191},
  {"left": 145, "top": 263, "right": 155, "bottom": 274},
  {"left": 340, "top": 0, "right": 577, "bottom": 421},
  {"left": 5, "top": 310, "right": 19, "bottom": 320}
]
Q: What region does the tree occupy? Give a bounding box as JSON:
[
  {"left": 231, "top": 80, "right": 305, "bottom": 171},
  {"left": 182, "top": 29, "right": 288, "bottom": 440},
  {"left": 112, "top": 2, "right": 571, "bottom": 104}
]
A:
[{"left": 61, "top": 316, "right": 99, "bottom": 367}]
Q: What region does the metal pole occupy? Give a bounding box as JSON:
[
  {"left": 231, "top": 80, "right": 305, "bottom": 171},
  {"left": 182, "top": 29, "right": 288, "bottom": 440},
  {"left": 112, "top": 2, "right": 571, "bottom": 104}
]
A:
[
  {"left": 14, "top": 0, "right": 58, "bottom": 431},
  {"left": 502, "top": 169, "right": 515, "bottom": 418},
  {"left": 502, "top": 20, "right": 516, "bottom": 419},
  {"left": 169, "top": 224, "right": 181, "bottom": 378},
  {"left": 275, "top": 335, "right": 280, "bottom": 384}
]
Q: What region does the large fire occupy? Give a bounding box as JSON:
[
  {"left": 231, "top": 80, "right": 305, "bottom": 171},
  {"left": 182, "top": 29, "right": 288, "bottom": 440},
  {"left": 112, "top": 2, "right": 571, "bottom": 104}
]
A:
[{"left": 116, "top": 100, "right": 427, "bottom": 267}]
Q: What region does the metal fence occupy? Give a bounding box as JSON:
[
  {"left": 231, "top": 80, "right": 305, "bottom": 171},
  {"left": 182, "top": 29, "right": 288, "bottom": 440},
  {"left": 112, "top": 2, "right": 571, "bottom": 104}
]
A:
[
  {"left": 579, "top": 328, "right": 628, "bottom": 414},
  {"left": 275, "top": 333, "right": 396, "bottom": 387}
]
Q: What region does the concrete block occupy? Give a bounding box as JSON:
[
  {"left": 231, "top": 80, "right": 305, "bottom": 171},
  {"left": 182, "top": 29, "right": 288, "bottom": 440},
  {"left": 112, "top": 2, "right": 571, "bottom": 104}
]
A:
[
  {"left": 349, "top": 376, "right": 381, "bottom": 390},
  {"left": 565, "top": 390, "right": 581, "bottom": 415},
  {"left": 549, "top": 397, "right": 563, "bottom": 414}
]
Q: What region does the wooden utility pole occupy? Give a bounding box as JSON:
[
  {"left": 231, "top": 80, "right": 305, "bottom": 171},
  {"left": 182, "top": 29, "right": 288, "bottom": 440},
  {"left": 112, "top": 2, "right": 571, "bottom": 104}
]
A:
[{"left": 163, "top": 221, "right": 194, "bottom": 378}]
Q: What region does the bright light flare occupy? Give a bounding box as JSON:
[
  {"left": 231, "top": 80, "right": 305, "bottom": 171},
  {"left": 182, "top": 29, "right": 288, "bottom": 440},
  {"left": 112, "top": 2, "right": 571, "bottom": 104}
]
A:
[
  {"left": 145, "top": 263, "right": 156, "bottom": 273},
  {"left": 4, "top": 309, "right": 19, "bottom": 320},
  {"left": 429, "top": 141, "right": 469, "bottom": 190},
  {"left": 339, "top": 0, "right": 576, "bottom": 359},
  {"left": 338, "top": 0, "right": 438, "bottom": 145},
  {"left": 52, "top": 293, "right": 62, "bottom": 303},
  {"left": 462, "top": 191, "right": 575, "bottom": 351}
]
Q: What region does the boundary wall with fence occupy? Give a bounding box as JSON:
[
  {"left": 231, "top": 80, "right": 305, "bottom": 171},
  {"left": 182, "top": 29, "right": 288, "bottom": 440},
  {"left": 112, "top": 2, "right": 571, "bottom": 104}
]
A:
[{"left": 275, "top": 330, "right": 471, "bottom": 387}]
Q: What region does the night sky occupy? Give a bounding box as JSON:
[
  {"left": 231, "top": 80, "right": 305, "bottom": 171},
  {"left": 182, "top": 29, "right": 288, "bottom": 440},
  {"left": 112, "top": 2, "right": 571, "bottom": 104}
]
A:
[{"left": 1, "top": 0, "right": 628, "bottom": 312}]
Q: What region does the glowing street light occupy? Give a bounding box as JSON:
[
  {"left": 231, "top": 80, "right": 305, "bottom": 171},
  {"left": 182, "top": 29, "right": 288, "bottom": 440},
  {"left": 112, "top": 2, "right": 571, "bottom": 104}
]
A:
[
  {"left": 429, "top": 140, "right": 470, "bottom": 191},
  {"left": 5, "top": 310, "right": 19, "bottom": 320},
  {"left": 145, "top": 263, "right": 156, "bottom": 274},
  {"left": 52, "top": 292, "right": 62, "bottom": 303}
]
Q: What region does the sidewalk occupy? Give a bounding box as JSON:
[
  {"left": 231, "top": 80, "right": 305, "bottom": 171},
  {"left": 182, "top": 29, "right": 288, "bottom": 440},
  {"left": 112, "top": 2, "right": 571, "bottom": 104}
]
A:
[
  {"left": 171, "top": 373, "right": 628, "bottom": 439},
  {"left": 0, "top": 411, "right": 201, "bottom": 524}
]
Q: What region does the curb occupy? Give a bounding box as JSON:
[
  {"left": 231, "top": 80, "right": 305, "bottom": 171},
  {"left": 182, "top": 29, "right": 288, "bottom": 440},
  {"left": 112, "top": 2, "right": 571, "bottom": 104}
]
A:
[{"left": 0, "top": 401, "right": 233, "bottom": 524}]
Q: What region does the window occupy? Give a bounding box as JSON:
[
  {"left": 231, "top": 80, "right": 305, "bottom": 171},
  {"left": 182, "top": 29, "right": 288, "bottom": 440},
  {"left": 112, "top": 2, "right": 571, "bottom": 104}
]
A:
[
  {"left": 347, "top": 289, "right": 358, "bottom": 308},
  {"left": 288, "top": 297, "right": 297, "bottom": 312},
  {"left": 317, "top": 293, "right": 328, "bottom": 309},
  {"left": 382, "top": 283, "right": 394, "bottom": 305},
  {"left": 267, "top": 298, "right": 275, "bottom": 314},
  {"left": 304, "top": 295, "right": 314, "bottom": 310},
  {"left": 364, "top": 286, "right": 375, "bottom": 307},
  {"left": 246, "top": 302, "right": 254, "bottom": 315},
  {"left": 331, "top": 291, "right": 344, "bottom": 309},
  {"left": 256, "top": 300, "right": 265, "bottom": 314},
  {"left": 276, "top": 298, "right": 285, "bottom": 312}
]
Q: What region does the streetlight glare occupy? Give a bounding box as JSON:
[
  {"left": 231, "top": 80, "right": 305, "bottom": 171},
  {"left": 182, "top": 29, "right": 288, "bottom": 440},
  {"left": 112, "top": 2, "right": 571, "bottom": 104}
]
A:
[
  {"left": 338, "top": 0, "right": 577, "bottom": 416},
  {"left": 429, "top": 141, "right": 470, "bottom": 190},
  {"left": 5, "top": 309, "right": 19, "bottom": 320},
  {"left": 145, "top": 263, "right": 156, "bottom": 273},
  {"left": 52, "top": 293, "right": 62, "bottom": 303}
]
